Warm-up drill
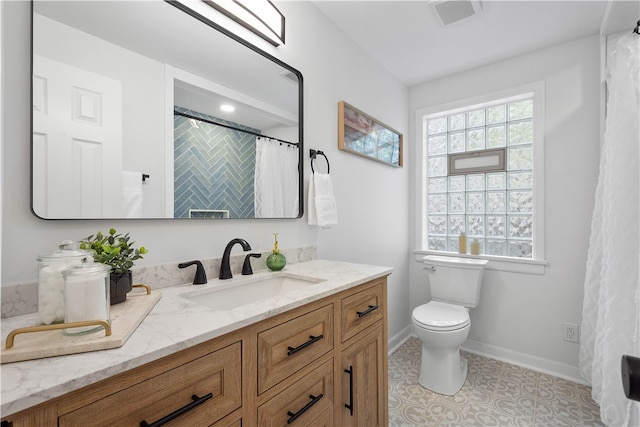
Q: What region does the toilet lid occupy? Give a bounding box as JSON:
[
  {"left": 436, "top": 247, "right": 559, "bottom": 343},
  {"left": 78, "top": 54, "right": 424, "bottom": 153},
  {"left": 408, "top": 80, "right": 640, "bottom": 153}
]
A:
[{"left": 412, "top": 301, "right": 470, "bottom": 331}]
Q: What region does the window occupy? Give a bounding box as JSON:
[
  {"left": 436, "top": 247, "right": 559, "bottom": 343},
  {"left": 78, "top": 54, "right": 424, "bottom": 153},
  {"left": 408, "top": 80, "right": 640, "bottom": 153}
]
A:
[{"left": 418, "top": 84, "right": 545, "bottom": 262}]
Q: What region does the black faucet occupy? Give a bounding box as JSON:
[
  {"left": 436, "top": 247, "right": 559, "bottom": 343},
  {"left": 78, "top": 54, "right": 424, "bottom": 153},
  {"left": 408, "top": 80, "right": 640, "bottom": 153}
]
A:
[
  {"left": 219, "top": 238, "right": 252, "bottom": 279},
  {"left": 178, "top": 260, "right": 207, "bottom": 285}
]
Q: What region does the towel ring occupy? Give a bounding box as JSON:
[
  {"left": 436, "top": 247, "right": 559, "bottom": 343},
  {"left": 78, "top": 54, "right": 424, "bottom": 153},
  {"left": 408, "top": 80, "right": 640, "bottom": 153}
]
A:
[{"left": 310, "top": 149, "right": 330, "bottom": 174}]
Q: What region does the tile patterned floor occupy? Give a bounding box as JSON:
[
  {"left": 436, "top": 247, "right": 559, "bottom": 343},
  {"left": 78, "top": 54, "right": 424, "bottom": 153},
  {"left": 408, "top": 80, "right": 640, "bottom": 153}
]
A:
[{"left": 389, "top": 337, "right": 603, "bottom": 426}]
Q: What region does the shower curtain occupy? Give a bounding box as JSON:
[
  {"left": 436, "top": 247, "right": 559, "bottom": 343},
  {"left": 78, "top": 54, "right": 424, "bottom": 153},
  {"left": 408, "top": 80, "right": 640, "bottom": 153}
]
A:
[
  {"left": 254, "top": 136, "right": 299, "bottom": 218},
  {"left": 579, "top": 32, "right": 640, "bottom": 427}
]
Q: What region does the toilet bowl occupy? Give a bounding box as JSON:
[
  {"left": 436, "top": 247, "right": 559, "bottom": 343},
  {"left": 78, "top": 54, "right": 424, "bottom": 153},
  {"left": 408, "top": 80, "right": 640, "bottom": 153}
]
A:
[
  {"left": 412, "top": 301, "right": 470, "bottom": 395},
  {"left": 413, "top": 255, "right": 487, "bottom": 396}
]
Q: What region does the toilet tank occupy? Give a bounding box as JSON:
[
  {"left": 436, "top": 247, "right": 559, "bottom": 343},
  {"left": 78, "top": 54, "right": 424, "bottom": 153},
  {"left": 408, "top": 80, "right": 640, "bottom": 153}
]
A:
[{"left": 423, "top": 255, "right": 488, "bottom": 307}]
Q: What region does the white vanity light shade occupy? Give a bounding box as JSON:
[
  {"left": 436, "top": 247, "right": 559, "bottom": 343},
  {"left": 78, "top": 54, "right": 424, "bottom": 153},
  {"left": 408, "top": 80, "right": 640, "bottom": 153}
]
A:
[{"left": 203, "top": 0, "right": 285, "bottom": 46}]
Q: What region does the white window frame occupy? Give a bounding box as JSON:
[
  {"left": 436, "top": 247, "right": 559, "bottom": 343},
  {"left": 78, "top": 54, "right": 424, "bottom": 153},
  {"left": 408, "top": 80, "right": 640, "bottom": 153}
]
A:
[{"left": 413, "top": 82, "right": 547, "bottom": 274}]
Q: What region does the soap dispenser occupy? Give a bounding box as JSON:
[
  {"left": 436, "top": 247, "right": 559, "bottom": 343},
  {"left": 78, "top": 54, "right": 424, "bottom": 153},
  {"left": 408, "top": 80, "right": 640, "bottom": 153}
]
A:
[{"left": 266, "top": 233, "right": 286, "bottom": 271}]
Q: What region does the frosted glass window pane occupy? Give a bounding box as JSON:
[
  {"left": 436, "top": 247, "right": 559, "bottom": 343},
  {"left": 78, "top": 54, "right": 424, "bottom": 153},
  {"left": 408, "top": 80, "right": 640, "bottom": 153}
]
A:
[
  {"left": 487, "top": 192, "right": 506, "bottom": 213},
  {"left": 508, "top": 241, "right": 532, "bottom": 258},
  {"left": 448, "top": 215, "right": 465, "bottom": 235},
  {"left": 449, "top": 176, "right": 465, "bottom": 192},
  {"left": 468, "top": 109, "right": 485, "bottom": 127},
  {"left": 449, "top": 131, "right": 465, "bottom": 153},
  {"left": 428, "top": 117, "right": 447, "bottom": 135},
  {"left": 428, "top": 215, "right": 447, "bottom": 235},
  {"left": 449, "top": 193, "right": 465, "bottom": 213},
  {"left": 449, "top": 238, "right": 460, "bottom": 253},
  {"left": 449, "top": 114, "right": 465, "bottom": 131},
  {"left": 508, "top": 172, "right": 532, "bottom": 189},
  {"left": 508, "top": 121, "right": 533, "bottom": 145},
  {"left": 487, "top": 215, "right": 506, "bottom": 237},
  {"left": 486, "top": 239, "right": 506, "bottom": 256},
  {"left": 487, "top": 125, "right": 506, "bottom": 148},
  {"left": 467, "top": 129, "right": 485, "bottom": 151},
  {"left": 467, "top": 215, "right": 485, "bottom": 236},
  {"left": 466, "top": 174, "right": 485, "bottom": 191},
  {"left": 428, "top": 194, "right": 447, "bottom": 213},
  {"left": 428, "top": 135, "right": 448, "bottom": 155},
  {"left": 487, "top": 172, "right": 506, "bottom": 190},
  {"left": 508, "top": 146, "right": 532, "bottom": 171},
  {"left": 467, "top": 192, "right": 484, "bottom": 213},
  {"left": 509, "top": 100, "right": 533, "bottom": 120},
  {"left": 508, "top": 191, "right": 533, "bottom": 213},
  {"left": 428, "top": 156, "right": 448, "bottom": 177},
  {"left": 429, "top": 237, "right": 447, "bottom": 251},
  {"left": 487, "top": 105, "right": 506, "bottom": 124},
  {"left": 508, "top": 215, "right": 532, "bottom": 238},
  {"left": 428, "top": 177, "right": 447, "bottom": 193}
]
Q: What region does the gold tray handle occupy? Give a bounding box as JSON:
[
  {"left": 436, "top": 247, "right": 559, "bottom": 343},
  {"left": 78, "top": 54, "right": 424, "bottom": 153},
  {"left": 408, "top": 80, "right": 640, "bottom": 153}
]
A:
[
  {"left": 5, "top": 320, "right": 112, "bottom": 349},
  {"left": 132, "top": 283, "right": 151, "bottom": 295}
]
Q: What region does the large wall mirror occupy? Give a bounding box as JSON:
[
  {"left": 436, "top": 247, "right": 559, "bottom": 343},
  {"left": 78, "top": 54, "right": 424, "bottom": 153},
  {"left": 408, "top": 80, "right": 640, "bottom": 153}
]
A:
[{"left": 31, "top": 0, "right": 303, "bottom": 219}]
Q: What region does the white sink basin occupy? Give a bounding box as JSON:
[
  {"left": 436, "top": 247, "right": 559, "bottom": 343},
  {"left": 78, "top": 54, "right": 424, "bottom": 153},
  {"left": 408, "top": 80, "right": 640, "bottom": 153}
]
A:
[{"left": 180, "top": 273, "right": 326, "bottom": 311}]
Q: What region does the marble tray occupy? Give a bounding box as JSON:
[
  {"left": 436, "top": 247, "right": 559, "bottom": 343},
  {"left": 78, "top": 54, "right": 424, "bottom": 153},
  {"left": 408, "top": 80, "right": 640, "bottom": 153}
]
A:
[{"left": 1, "top": 291, "right": 161, "bottom": 364}]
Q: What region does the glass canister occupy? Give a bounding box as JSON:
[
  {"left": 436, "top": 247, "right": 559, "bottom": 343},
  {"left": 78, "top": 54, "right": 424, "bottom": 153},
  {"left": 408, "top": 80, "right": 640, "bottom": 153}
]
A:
[
  {"left": 37, "top": 241, "right": 93, "bottom": 325},
  {"left": 62, "top": 262, "right": 111, "bottom": 335}
]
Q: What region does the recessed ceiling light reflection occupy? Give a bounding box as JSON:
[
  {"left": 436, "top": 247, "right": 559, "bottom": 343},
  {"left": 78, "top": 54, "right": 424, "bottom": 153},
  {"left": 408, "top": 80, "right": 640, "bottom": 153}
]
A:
[{"left": 220, "top": 104, "right": 235, "bottom": 112}]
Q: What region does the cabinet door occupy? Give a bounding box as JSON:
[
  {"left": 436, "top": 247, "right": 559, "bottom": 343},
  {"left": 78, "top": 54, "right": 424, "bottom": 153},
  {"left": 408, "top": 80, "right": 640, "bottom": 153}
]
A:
[
  {"left": 59, "top": 342, "right": 242, "bottom": 427},
  {"left": 339, "top": 324, "right": 386, "bottom": 427}
]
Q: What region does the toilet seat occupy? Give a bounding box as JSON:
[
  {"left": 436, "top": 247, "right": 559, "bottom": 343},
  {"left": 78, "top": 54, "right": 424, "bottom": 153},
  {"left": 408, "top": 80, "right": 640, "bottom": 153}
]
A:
[{"left": 413, "top": 301, "right": 470, "bottom": 332}]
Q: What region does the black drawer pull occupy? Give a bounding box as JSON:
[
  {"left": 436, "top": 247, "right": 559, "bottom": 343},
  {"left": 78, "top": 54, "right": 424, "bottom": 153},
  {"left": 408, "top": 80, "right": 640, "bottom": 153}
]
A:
[
  {"left": 139, "top": 392, "right": 213, "bottom": 427},
  {"left": 357, "top": 305, "right": 379, "bottom": 318},
  {"left": 286, "top": 393, "right": 324, "bottom": 424},
  {"left": 287, "top": 334, "right": 323, "bottom": 356},
  {"left": 344, "top": 366, "right": 354, "bottom": 416}
]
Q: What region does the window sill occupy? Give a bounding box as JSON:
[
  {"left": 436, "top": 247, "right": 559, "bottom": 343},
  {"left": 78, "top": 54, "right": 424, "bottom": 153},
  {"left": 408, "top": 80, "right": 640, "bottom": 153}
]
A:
[{"left": 413, "top": 250, "right": 547, "bottom": 275}]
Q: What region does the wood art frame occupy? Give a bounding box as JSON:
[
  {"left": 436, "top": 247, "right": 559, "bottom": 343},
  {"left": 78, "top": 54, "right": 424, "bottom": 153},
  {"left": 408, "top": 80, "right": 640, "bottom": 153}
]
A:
[{"left": 338, "top": 101, "right": 403, "bottom": 167}]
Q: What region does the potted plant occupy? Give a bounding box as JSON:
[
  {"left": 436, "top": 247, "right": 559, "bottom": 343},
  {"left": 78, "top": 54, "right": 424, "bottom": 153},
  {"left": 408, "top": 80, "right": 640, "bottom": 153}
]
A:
[{"left": 80, "top": 228, "right": 148, "bottom": 305}]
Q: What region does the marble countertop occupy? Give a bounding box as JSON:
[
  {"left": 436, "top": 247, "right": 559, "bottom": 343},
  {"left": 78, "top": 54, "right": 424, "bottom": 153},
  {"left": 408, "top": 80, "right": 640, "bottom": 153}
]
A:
[{"left": 1, "top": 259, "right": 392, "bottom": 417}]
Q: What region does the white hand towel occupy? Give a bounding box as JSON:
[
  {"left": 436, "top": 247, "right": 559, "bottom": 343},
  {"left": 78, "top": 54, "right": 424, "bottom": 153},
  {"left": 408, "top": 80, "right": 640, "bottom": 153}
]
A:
[
  {"left": 122, "top": 171, "right": 143, "bottom": 218},
  {"left": 308, "top": 172, "right": 337, "bottom": 227}
]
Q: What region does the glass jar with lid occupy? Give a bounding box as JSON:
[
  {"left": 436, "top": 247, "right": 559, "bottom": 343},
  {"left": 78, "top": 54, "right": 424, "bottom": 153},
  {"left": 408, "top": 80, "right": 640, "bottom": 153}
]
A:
[
  {"left": 36, "top": 241, "right": 93, "bottom": 325},
  {"left": 62, "top": 262, "right": 111, "bottom": 335}
]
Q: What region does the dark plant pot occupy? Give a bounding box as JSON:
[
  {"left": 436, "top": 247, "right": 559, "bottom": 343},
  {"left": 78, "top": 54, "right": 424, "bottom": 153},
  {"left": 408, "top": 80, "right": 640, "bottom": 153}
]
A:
[{"left": 110, "top": 271, "right": 133, "bottom": 305}]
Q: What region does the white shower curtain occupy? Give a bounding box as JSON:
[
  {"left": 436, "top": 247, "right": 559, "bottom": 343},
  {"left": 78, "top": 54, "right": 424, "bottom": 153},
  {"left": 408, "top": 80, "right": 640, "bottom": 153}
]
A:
[
  {"left": 580, "top": 32, "right": 640, "bottom": 427},
  {"left": 254, "top": 137, "right": 299, "bottom": 218}
]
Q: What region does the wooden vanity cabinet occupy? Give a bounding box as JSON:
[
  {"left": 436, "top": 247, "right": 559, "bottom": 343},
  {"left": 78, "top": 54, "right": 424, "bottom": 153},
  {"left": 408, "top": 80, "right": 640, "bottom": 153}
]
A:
[
  {"left": 336, "top": 279, "right": 388, "bottom": 426},
  {"left": 1, "top": 277, "right": 388, "bottom": 427}
]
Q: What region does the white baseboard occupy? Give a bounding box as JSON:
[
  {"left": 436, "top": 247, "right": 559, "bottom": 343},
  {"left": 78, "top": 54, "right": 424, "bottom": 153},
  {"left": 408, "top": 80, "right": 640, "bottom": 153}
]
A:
[
  {"left": 461, "top": 339, "right": 589, "bottom": 386},
  {"left": 388, "top": 330, "right": 590, "bottom": 386},
  {"left": 388, "top": 325, "right": 413, "bottom": 356}
]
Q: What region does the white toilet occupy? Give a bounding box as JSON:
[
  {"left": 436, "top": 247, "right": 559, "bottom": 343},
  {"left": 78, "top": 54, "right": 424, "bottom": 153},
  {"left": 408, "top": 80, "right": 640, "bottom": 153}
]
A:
[{"left": 412, "top": 255, "right": 488, "bottom": 395}]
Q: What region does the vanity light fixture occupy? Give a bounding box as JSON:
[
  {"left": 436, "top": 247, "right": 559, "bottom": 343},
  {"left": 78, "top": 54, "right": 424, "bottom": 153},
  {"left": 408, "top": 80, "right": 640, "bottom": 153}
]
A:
[
  {"left": 220, "top": 104, "right": 235, "bottom": 112},
  {"left": 202, "top": 0, "right": 285, "bottom": 46}
]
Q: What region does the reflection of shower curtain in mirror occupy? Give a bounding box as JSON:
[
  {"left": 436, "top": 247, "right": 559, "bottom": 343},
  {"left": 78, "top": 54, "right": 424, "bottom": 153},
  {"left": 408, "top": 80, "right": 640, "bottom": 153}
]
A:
[
  {"left": 254, "top": 137, "right": 299, "bottom": 217},
  {"left": 580, "top": 32, "right": 639, "bottom": 427}
]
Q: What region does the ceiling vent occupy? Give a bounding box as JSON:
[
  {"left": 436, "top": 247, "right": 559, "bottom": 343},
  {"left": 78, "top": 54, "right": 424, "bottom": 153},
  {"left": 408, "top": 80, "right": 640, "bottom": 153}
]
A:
[{"left": 430, "top": 0, "right": 483, "bottom": 26}]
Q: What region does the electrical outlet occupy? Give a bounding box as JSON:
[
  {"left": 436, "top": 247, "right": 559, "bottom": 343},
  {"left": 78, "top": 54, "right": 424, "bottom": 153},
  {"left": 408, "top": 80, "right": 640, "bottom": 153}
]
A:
[{"left": 563, "top": 323, "right": 580, "bottom": 344}]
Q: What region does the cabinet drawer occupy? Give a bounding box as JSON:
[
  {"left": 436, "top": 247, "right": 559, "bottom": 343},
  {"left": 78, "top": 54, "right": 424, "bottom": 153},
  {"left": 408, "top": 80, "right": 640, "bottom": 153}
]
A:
[
  {"left": 59, "top": 342, "right": 242, "bottom": 427},
  {"left": 341, "top": 282, "right": 384, "bottom": 342},
  {"left": 258, "top": 359, "right": 333, "bottom": 426},
  {"left": 258, "top": 304, "right": 333, "bottom": 394}
]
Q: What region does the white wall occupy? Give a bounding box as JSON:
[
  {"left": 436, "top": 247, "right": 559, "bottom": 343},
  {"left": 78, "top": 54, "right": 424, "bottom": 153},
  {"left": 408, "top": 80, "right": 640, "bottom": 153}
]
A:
[
  {"left": 1, "top": 2, "right": 410, "bottom": 339},
  {"left": 409, "top": 36, "right": 601, "bottom": 381}
]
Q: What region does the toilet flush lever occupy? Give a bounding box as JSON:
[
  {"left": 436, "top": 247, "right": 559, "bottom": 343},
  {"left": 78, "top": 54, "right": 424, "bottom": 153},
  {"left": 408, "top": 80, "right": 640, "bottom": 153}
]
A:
[{"left": 423, "top": 265, "right": 436, "bottom": 272}]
